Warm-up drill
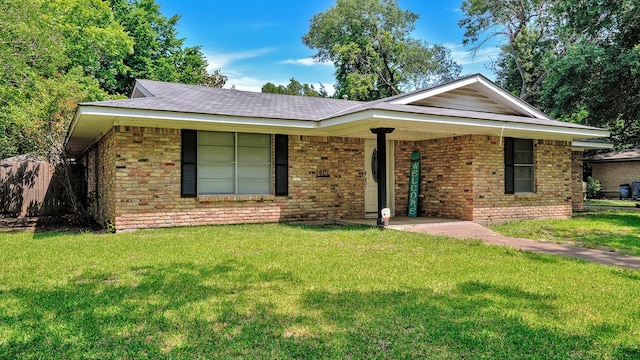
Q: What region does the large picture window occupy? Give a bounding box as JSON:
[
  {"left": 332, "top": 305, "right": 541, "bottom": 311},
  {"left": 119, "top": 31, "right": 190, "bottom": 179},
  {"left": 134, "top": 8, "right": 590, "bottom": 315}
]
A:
[
  {"left": 505, "top": 138, "right": 535, "bottom": 193},
  {"left": 198, "top": 132, "right": 271, "bottom": 195},
  {"left": 181, "top": 131, "right": 287, "bottom": 197}
]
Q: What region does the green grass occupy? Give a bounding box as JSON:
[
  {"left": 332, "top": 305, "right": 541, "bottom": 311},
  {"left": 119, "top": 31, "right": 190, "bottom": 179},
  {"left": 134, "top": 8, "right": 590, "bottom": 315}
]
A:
[
  {"left": 1, "top": 224, "right": 640, "bottom": 359},
  {"left": 491, "top": 210, "right": 640, "bottom": 256},
  {"left": 585, "top": 199, "right": 639, "bottom": 207}
]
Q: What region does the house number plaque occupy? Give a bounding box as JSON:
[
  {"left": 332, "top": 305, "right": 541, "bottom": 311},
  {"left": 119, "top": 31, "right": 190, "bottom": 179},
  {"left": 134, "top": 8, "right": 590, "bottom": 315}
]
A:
[{"left": 316, "top": 170, "right": 330, "bottom": 178}]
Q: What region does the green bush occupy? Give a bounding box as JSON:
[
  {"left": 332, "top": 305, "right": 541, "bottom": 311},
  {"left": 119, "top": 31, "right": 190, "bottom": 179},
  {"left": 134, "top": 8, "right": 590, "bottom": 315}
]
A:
[{"left": 586, "top": 176, "right": 601, "bottom": 199}]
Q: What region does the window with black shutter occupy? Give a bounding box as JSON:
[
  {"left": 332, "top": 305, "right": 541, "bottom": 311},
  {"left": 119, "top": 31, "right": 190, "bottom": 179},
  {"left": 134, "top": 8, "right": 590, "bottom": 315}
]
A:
[
  {"left": 181, "top": 131, "right": 286, "bottom": 197},
  {"left": 504, "top": 137, "right": 534, "bottom": 193},
  {"left": 275, "top": 134, "right": 288, "bottom": 196},
  {"left": 181, "top": 130, "right": 197, "bottom": 197}
]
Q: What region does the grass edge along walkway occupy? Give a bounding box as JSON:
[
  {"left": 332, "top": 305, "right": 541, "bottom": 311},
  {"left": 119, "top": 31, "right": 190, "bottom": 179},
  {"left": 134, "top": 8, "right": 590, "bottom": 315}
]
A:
[{"left": 381, "top": 218, "right": 640, "bottom": 270}]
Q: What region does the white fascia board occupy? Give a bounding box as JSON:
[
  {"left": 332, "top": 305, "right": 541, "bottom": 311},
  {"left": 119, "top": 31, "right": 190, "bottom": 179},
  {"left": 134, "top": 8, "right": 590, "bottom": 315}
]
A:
[
  {"left": 390, "top": 76, "right": 480, "bottom": 105},
  {"left": 572, "top": 140, "right": 614, "bottom": 150},
  {"left": 65, "top": 107, "right": 84, "bottom": 145},
  {"left": 79, "top": 106, "right": 319, "bottom": 130},
  {"left": 319, "top": 109, "right": 610, "bottom": 139}
]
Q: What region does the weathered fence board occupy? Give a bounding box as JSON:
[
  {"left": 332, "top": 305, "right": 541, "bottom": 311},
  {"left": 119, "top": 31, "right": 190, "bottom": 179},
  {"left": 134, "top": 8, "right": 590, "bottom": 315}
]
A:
[{"left": 0, "top": 155, "right": 73, "bottom": 217}]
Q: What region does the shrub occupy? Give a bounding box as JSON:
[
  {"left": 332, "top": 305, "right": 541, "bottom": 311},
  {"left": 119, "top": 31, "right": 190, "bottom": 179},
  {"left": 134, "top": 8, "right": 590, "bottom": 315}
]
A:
[{"left": 586, "top": 176, "right": 601, "bottom": 199}]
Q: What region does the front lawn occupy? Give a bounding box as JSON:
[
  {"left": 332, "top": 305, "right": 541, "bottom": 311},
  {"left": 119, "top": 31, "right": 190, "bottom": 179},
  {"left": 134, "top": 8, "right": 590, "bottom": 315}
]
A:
[
  {"left": 585, "top": 199, "right": 638, "bottom": 208},
  {"left": 1, "top": 224, "right": 639, "bottom": 358},
  {"left": 491, "top": 210, "right": 640, "bottom": 256}
]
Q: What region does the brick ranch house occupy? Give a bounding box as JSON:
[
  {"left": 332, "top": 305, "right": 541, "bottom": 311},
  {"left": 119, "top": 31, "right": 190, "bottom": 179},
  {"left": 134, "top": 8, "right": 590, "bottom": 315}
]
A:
[
  {"left": 584, "top": 147, "right": 640, "bottom": 198},
  {"left": 65, "top": 74, "right": 609, "bottom": 231}
]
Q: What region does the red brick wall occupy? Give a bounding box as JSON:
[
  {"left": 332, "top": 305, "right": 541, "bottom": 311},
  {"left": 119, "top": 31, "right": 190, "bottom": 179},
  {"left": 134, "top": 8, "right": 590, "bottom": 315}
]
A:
[
  {"left": 472, "top": 138, "right": 572, "bottom": 224},
  {"left": 572, "top": 151, "right": 584, "bottom": 210},
  {"left": 394, "top": 136, "right": 474, "bottom": 220},
  {"left": 395, "top": 136, "right": 573, "bottom": 224},
  {"left": 80, "top": 128, "right": 117, "bottom": 225},
  {"left": 86, "top": 127, "right": 365, "bottom": 231},
  {"left": 85, "top": 127, "right": 576, "bottom": 230},
  {"left": 590, "top": 161, "right": 640, "bottom": 198}
]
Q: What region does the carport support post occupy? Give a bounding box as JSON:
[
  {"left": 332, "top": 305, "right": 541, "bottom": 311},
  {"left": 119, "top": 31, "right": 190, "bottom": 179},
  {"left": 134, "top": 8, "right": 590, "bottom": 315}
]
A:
[{"left": 371, "top": 128, "right": 395, "bottom": 225}]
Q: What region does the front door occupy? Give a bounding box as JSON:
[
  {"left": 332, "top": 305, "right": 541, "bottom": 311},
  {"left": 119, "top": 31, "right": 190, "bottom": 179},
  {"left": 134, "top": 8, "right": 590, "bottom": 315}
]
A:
[
  {"left": 365, "top": 140, "right": 378, "bottom": 217},
  {"left": 364, "top": 139, "right": 394, "bottom": 218}
]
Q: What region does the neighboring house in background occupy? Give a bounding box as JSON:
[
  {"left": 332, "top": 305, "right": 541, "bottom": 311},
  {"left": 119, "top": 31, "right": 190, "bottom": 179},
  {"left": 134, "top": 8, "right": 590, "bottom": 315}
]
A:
[
  {"left": 65, "top": 74, "right": 609, "bottom": 232},
  {"left": 584, "top": 147, "right": 640, "bottom": 198}
]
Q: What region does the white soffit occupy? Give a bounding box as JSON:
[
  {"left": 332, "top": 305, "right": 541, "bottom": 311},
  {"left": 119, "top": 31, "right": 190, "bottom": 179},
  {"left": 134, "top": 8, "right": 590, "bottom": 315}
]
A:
[{"left": 390, "top": 75, "right": 548, "bottom": 120}]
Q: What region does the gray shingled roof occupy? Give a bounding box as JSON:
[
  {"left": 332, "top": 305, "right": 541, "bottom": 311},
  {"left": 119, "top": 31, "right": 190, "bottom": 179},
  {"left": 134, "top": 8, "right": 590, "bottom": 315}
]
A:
[
  {"left": 80, "top": 77, "right": 603, "bottom": 131},
  {"left": 584, "top": 147, "right": 640, "bottom": 162},
  {"left": 84, "top": 80, "right": 363, "bottom": 121}
]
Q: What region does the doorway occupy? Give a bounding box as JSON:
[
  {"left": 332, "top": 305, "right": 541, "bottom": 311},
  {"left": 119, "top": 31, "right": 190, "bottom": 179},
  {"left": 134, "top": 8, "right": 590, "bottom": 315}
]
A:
[{"left": 364, "top": 139, "right": 394, "bottom": 218}]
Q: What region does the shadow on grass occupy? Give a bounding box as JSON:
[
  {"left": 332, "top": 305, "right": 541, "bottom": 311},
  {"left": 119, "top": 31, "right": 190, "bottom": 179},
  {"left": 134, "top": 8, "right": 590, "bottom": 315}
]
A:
[
  {"left": 574, "top": 211, "right": 640, "bottom": 228},
  {"left": 2, "top": 260, "right": 635, "bottom": 358},
  {"left": 569, "top": 212, "right": 640, "bottom": 256},
  {"left": 0, "top": 261, "right": 307, "bottom": 358},
  {"left": 300, "top": 281, "right": 636, "bottom": 358},
  {"left": 283, "top": 222, "right": 378, "bottom": 232}
]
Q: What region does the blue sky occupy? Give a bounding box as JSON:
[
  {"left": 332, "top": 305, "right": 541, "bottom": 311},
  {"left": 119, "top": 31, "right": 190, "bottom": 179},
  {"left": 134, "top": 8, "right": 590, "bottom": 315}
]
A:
[{"left": 156, "top": 0, "right": 500, "bottom": 93}]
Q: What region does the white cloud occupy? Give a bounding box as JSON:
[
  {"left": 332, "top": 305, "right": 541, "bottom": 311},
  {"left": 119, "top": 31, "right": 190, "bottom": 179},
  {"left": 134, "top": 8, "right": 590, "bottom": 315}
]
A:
[
  {"left": 223, "top": 73, "right": 335, "bottom": 96},
  {"left": 444, "top": 43, "right": 500, "bottom": 66},
  {"left": 204, "top": 47, "right": 276, "bottom": 72},
  {"left": 279, "top": 57, "right": 333, "bottom": 67}
]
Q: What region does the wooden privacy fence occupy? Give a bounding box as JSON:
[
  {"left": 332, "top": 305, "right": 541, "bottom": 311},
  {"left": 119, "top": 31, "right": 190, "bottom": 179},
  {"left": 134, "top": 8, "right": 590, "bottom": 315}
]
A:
[{"left": 0, "top": 155, "right": 81, "bottom": 218}]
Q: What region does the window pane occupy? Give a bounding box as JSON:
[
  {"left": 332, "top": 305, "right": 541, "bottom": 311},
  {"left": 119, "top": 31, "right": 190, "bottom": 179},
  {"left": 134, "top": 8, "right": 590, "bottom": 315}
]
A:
[
  {"left": 238, "top": 133, "right": 270, "bottom": 147},
  {"left": 238, "top": 179, "right": 270, "bottom": 194},
  {"left": 199, "top": 179, "right": 234, "bottom": 194},
  {"left": 199, "top": 145, "right": 234, "bottom": 162},
  {"left": 199, "top": 163, "right": 234, "bottom": 194},
  {"left": 514, "top": 139, "right": 533, "bottom": 152},
  {"left": 238, "top": 134, "right": 270, "bottom": 162},
  {"left": 514, "top": 139, "right": 533, "bottom": 164},
  {"left": 238, "top": 165, "right": 270, "bottom": 179},
  {"left": 514, "top": 166, "right": 534, "bottom": 192},
  {"left": 238, "top": 163, "right": 271, "bottom": 194},
  {"left": 514, "top": 150, "right": 533, "bottom": 164},
  {"left": 238, "top": 147, "right": 270, "bottom": 162},
  {"left": 514, "top": 180, "right": 533, "bottom": 193},
  {"left": 199, "top": 132, "right": 234, "bottom": 146},
  {"left": 199, "top": 163, "right": 234, "bottom": 179}
]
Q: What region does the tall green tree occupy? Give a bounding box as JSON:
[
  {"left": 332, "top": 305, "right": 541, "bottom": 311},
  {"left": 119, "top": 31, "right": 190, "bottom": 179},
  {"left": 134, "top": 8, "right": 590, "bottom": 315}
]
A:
[
  {"left": 460, "top": 0, "right": 640, "bottom": 148},
  {"left": 459, "top": 0, "right": 558, "bottom": 102},
  {"left": 303, "top": 0, "right": 461, "bottom": 101},
  {"left": 46, "top": 0, "right": 134, "bottom": 94},
  {"left": 1, "top": 0, "right": 224, "bottom": 159},
  {"left": 541, "top": 0, "right": 640, "bottom": 148},
  {"left": 1, "top": 0, "right": 113, "bottom": 158},
  {"left": 262, "top": 78, "right": 326, "bottom": 97},
  {"left": 200, "top": 69, "right": 228, "bottom": 88},
  {"left": 110, "top": 0, "right": 209, "bottom": 94}
]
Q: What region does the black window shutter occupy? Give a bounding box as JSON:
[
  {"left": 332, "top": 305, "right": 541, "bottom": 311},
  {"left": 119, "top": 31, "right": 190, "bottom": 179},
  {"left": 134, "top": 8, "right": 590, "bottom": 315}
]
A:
[
  {"left": 274, "top": 134, "right": 288, "bottom": 196},
  {"left": 504, "top": 137, "right": 514, "bottom": 194},
  {"left": 181, "top": 130, "right": 197, "bottom": 197}
]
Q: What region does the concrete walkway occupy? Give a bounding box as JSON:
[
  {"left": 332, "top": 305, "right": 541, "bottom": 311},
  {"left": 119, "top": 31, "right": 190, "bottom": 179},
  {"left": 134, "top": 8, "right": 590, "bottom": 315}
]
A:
[{"left": 344, "top": 217, "right": 640, "bottom": 270}]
